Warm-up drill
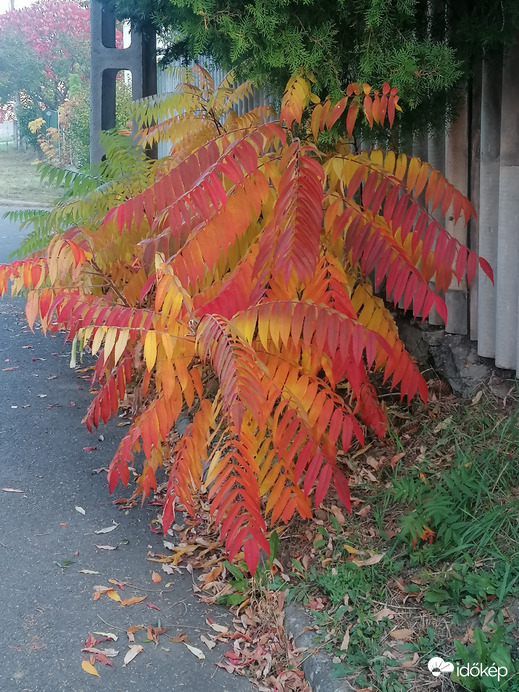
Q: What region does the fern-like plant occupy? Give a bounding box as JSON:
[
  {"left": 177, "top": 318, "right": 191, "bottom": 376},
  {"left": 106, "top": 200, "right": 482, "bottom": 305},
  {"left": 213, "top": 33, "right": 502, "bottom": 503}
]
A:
[{"left": 0, "top": 68, "right": 492, "bottom": 573}]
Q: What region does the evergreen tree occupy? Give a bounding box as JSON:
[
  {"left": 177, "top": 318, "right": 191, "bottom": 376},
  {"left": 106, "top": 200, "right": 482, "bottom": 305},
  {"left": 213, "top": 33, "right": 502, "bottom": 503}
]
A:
[{"left": 102, "top": 0, "right": 519, "bottom": 135}]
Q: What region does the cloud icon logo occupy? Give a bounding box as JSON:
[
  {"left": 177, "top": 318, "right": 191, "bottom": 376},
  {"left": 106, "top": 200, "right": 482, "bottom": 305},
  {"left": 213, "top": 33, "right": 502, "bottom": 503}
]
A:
[{"left": 428, "top": 657, "right": 455, "bottom": 677}]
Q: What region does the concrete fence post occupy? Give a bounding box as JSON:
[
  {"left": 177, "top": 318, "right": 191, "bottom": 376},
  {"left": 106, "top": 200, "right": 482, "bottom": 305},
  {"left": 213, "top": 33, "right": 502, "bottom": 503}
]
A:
[{"left": 90, "top": 0, "right": 157, "bottom": 163}]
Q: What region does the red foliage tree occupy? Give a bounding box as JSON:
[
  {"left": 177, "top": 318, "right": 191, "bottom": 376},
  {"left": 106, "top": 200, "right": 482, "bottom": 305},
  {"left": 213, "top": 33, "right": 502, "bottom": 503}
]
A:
[{"left": 0, "top": 0, "right": 91, "bottom": 111}]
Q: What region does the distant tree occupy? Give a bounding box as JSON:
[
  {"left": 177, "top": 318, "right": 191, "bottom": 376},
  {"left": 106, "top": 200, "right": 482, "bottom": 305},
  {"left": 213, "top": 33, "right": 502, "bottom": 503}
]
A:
[{"left": 0, "top": 0, "right": 90, "bottom": 141}]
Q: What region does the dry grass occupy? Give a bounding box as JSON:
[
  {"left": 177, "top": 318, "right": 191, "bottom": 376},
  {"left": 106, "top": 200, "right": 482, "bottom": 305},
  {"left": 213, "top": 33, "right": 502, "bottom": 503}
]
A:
[{"left": 0, "top": 149, "right": 56, "bottom": 206}]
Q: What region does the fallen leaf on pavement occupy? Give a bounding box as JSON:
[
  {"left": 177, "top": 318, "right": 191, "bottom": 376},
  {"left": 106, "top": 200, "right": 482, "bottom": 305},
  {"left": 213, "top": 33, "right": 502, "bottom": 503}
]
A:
[
  {"left": 146, "top": 625, "right": 168, "bottom": 643},
  {"left": 82, "top": 446, "right": 97, "bottom": 451},
  {"left": 120, "top": 596, "right": 146, "bottom": 606},
  {"left": 123, "top": 644, "right": 144, "bottom": 667},
  {"left": 147, "top": 602, "right": 160, "bottom": 610},
  {"left": 126, "top": 626, "right": 142, "bottom": 642},
  {"left": 2, "top": 487, "right": 24, "bottom": 493},
  {"left": 94, "top": 652, "right": 114, "bottom": 667},
  {"left": 95, "top": 544, "right": 117, "bottom": 550},
  {"left": 151, "top": 571, "right": 162, "bottom": 583},
  {"left": 200, "top": 635, "right": 216, "bottom": 650},
  {"left": 92, "top": 632, "right": 118, "bottom": 641},
  {"left": 81, "top": 660, "right": 100, "bottom": 677},
  {"left": 78, "top": 569, "right": 100, "bottom": 575},
  {"left": 95, "top": 523, "right": 118, "bottom": 534},
  {"left": 93, "top": 586, "right": 121, "bottom": 602},
  {"left": 169, "top": 633, "right": 188, "bottom": 643},
  {"left": 75, "top": 506, "right": 86, "bottom": 515},
  {"left": 106, "top": 589, "right": 122, "bottom": 602},
  {"left": 206, "top": 618, "right": 229, "bottom": 634},
  {"left": 2, "top": 366, "right": 19, "bottom": 371},
  {"left": 184, "top": 643, "right": 205, "bottom": 660},
  {"left": 108, "top": 578, "right": 131, "bottom": 590}
]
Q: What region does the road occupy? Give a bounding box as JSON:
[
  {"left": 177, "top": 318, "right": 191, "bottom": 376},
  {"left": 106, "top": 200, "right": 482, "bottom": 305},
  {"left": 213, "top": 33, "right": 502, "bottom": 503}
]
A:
[{"left": 0, "top": 207, "right": 250, "bottom": 691}]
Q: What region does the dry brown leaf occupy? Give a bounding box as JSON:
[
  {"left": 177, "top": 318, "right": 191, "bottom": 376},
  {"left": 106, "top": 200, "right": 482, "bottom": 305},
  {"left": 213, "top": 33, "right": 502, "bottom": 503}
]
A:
[
  {"left": 126, "top": 625, "right": 142, "bottom": 642},
  {"left": 200, "top": 634, "right": 216, "bottom": 650},
  {"left": 374, "top": 607, "right": 397, "bottom": 621},
  {"left": 206, "top": 618, "right": 229, "bottom": 634},
  {"left": 169, "top": 633, "right": 188, "bottom": 643},
  {"left": 402, "top": 652, "right": 420, "bottom": 668},
  {"left": 203, "top": 564, "right": 223, "bottom": 584},
  {"left": 108, "top": 579, "right": 131, "bottom": 590},
  {"left": 123, "top": 644, "right": 144, "bottom": 666},
  {"left": 329, "top": 505, "right": 346, "bottom": 525},
  {"left": 351, "top": 552, "right": 385, "bottom": 567},
  {"left": 81, "top": 660, "right": 100, "bottom": 677},
  {"left": 389, "top": 628, "right": 414, "bottom": 641},
  {"left": 340, "top": 625, "right": 352, "bottom": 651}
]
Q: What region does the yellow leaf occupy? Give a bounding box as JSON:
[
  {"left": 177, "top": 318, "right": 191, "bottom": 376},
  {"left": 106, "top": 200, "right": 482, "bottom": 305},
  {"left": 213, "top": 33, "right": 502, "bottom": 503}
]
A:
[
  {"left": 106, "top": 588, "right": 122, "bottom": 602},
  {"left": 91, "top": 326, "right": 106, "bottom": 356},
  {"left": 81, "top": 660, "right": 100, "bottom": 677},
  {"left": 114, "top": 328, "right": 130, "bottom": 365},
  {"left": 343, "top": 544, "right": 359, "bottom": 555},
  {"left": 144, "top": 330, "right": 157, "bottom": 371},
  {"left": 103, "top": 327, "right": 118, "bottom": 364}
]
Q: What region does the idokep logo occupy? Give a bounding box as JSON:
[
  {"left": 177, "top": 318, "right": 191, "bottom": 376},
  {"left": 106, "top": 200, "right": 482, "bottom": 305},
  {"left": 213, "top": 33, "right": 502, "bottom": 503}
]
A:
[
  {"left": 427, "top": 656, "right": 508, "bottom": 682},
  {"left": 428, "top": 657, "right": 454, "bottom": 677}
]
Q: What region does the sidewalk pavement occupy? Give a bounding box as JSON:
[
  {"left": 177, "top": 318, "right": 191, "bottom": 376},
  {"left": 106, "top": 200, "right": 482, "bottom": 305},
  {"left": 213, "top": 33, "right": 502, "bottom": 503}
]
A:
[{"left": 0, "top": 208, "right": 252, "bottom": 692}]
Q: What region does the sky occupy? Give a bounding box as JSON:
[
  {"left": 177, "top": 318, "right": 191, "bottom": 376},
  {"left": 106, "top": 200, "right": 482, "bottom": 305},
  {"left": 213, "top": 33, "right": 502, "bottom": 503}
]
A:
[{"left": 0, "top": 0, "right": 36, "bottom": 15}]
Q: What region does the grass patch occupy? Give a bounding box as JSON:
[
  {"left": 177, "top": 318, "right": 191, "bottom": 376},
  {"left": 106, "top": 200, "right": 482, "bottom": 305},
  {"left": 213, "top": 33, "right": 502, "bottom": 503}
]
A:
[
  {"left": 290, "top": 388, "right": 519, "bottom": 691},
  {"left": 216, "top": 386, "right": 519, "bottom": 691},
  {"left": 0, "top": 149, "right": 57, "bottom": 206}
]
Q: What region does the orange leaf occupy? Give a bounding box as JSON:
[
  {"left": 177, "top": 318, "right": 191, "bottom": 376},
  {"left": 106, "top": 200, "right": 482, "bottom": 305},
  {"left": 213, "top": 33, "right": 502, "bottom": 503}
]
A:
[
  {"left": 120, "top": 596, "right": 146, "bottom": 606},
  {"left": 151, "top": 571, "right": 162, "bottom": 583}
]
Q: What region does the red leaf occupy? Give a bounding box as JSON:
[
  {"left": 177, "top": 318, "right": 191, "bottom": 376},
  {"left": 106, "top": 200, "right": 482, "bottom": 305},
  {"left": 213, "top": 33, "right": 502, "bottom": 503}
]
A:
[
  {"left": 334, "top": 470, "right": 351, "bottom": 513},
  {"left": 243, "top": 537, "right": 260, "bottom": 575}
]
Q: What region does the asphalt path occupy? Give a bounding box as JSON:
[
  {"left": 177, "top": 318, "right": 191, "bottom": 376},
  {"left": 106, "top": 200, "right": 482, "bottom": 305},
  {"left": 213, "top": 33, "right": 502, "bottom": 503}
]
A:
[{"left": 0, "top": 208, "right": 251, "bottom": 692}]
